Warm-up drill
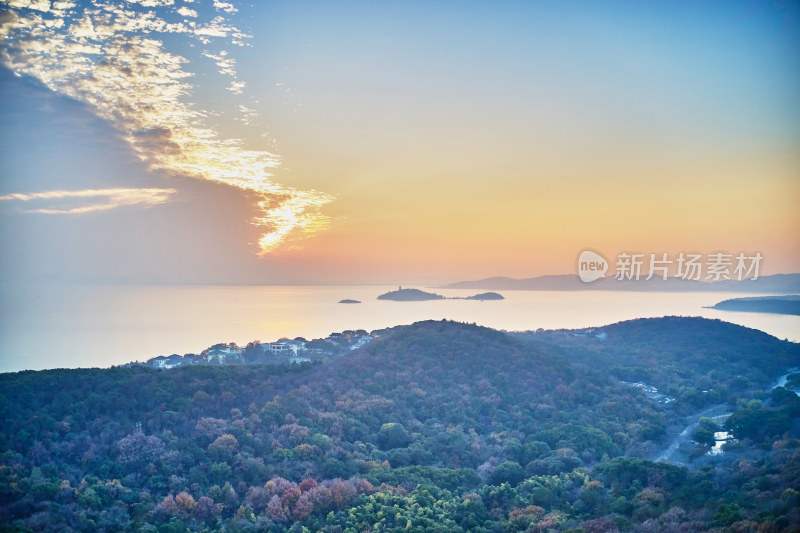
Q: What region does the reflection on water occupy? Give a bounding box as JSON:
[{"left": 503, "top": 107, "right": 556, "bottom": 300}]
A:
[
  {"left": 708, "top": 370, "right": 800, "bottom": 458},
  {"left": 709, "top": 431, "right": 732, "bottom": 456},
  {"left": 1, "top": 284, "right": 798, "bottom": 371}
]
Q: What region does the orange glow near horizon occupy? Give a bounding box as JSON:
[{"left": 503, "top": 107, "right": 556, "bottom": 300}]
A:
[{"left": 260, "top": 140, "right": 800, "bottom": 282}]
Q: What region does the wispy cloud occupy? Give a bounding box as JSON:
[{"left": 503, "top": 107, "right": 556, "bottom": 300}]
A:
[
  {"left": 176, "top": 6, "right": 196, "bottom": 18},
  {"left": 236, "top": 103, "right": 258, "bottom": 125},
  {"left": 212, "top": 0, "right": 235, "bottom": 14},
  {"left": 0, "top": 187, "right": 176, "bottom": 214},
  {"left": 0, "top": 0, "right": 332, "bottom": 253},
  {"left": 202, "top": 49, "right": 236, "bottom": 76}
]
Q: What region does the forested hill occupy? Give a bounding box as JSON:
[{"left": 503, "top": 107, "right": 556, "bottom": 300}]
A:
[
  {"left": 599, "top": 316, "right": 797, "bottom": 376},
  {"left": 340, "top": 319, "right": 572, "bottom": 389},
  {"left": 1, "top": 318, "right": 799, "bottom": 531},
  {"left": 516, "top": 316, "right": 800, "bottom": 410}
]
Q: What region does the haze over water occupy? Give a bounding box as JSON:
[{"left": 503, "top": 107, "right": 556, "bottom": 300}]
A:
[{"left": 2, "top": 284, "right": 797, "bottom": 372}]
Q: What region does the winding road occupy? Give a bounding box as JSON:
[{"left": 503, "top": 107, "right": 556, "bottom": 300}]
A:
[{"left": 653, "top": 368, "right": 799, "bottom": 465}]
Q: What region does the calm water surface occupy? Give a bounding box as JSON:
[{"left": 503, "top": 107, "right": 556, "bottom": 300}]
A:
[{"left": 1, "top": 284, "right": 798, "bottom": 372}]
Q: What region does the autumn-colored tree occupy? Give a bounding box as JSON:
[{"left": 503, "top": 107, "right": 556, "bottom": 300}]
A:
[
  {"left": 299, "top": 478, "right": 317, "bottom": 492},
  {"left": 194, "top": 418, "right": 227, "bottom": 439},
  {"left": 266, "top": 494, "right": 287, "bottom": 522},
  {"left": 293, "top": 492, "right": 315, "bottom": 521},
  {"left": 207, "top": 434, "right": 239, "bottom": 461},
  {"left": 116, "top": 432, "right": 164, "bottom": 465},
  {"left": 195, "top": 496, "right": 220, "bottom": 521},
  {"left": 175, "top": 491, "right": 197, "bottom": 516}
]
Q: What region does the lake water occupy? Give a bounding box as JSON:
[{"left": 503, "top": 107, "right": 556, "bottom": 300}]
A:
[{"left": 1, "top": 283, "right": 798, "bottom": 372}]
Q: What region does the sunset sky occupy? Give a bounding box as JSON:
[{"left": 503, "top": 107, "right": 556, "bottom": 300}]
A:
[{"left": 1, "top": 0, "right": 798, "bottom": 285}]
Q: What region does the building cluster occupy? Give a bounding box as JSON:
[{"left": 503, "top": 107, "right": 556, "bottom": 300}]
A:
[{"left": 138, "top": 330, "right": 375, "bottom": 370}]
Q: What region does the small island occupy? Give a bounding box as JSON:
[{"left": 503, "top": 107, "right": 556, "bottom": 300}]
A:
[
  {"left": 378, "top": 288, "right": 445, "bottom": 301},
  {"left": 707, "top": 295, "right": 800, "bottom": 316},
  {"left": 378, "top": 287, "right": 505, "bottom": 302},
  {"left": 465, "top": 292, "right": 504, "bottom": 301},
  {"left": 338, "top": 299, "right": 361, "bottom": 304}
]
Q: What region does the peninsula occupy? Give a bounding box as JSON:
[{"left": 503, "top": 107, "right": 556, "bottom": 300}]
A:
[{"left": 707, "top": 295, "right": 800, "bottom": 316}]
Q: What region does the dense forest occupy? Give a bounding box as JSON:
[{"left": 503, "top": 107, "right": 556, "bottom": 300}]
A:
[{"left": 1, "top": 317, "right": 799, "bottom": 532}]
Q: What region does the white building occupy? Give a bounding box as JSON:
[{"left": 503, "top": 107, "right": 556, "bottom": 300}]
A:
[
  {"left": 206, "top": 346, "right": 241, "bottom": 364},
  {"left": 262, "top": 339, "right": 307, "bottom": 355},
  {"left": 350, "top": 335, "right": 373, "bottom": 350}
]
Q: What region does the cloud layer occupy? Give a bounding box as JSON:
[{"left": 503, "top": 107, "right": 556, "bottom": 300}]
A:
[
  {"left": 0, "top": 187, "right": 176, "bottom": 213},
  {"left": 0, "top": 0, "right": 332, "bottom": 253}
]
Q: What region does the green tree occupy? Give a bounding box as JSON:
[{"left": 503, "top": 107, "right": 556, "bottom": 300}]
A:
[
  {"left": 377, "top": 423, "right": 411, "bottom": 450},
  {"left": 490, "top": 461, "right": 524, "bottom": 486},
  {"left": 691, "top": 428, "right": 716, "bottom": 446}
]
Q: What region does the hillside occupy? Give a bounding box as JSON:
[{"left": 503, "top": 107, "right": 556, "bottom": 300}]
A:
[
  {"left": 1, "top": 319, "right": 798, "bottom": 531},
  {"left": 516, "top": 316, "right": 800, "bottom": 409}
]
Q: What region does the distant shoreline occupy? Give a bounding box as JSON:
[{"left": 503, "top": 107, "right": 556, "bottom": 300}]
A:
[
  {"left": 441, "top": 273, "right": 800, "bottom": 293},
  {"left": 706, "top": 295, "right": 800, "bottom": 316}
]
